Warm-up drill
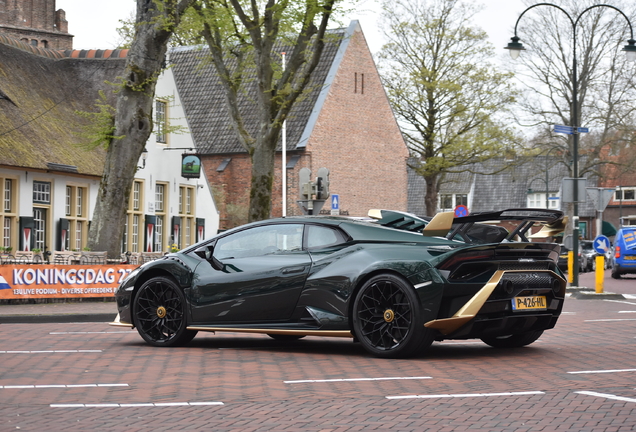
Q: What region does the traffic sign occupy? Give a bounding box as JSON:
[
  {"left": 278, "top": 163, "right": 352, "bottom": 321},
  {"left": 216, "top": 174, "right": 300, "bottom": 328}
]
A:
[
  {"left": 593, "top": 235, "right": 611, "bottom": 254},
  {"left": 577, "top": 127, "right": 589, "bottom": 133},
  {"left": 454, "top": 205, "right": 468, "bottom": 217},
  {"left": 331, "top": 194, "right": 339, "bottom": 210},
  {"left": 553, "top": 125, "right": 573, "bottom": 134}
]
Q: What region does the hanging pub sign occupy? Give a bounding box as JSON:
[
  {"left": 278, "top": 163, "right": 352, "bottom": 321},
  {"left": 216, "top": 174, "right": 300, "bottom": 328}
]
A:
[{"left": 181, "top": 153, "right": 202, "bottom": 179}]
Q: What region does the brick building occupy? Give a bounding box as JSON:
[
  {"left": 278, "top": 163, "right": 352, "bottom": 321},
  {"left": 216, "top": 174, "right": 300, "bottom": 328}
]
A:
[
  {"left": 0, "top": 0, "right": 72, "bottom": 49},
  {"left": 171, "top": 21, "right": 408, "bottom": 230}
]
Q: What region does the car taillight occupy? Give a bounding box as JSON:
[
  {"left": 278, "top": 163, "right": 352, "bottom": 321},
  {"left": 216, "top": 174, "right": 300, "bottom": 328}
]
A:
[{"left": 615, "top": 246, "right": 621, "bottom": 259}]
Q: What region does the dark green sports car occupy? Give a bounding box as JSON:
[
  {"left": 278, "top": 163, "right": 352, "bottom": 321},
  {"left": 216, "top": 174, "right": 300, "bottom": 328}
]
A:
[{"left": 111, "top": 208, "right": 567, "bottom": 358}]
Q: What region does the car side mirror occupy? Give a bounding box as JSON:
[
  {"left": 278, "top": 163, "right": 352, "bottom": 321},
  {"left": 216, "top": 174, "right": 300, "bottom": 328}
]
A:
[{"left": 194, "top": 244, "right": 224, "bottom": 271}]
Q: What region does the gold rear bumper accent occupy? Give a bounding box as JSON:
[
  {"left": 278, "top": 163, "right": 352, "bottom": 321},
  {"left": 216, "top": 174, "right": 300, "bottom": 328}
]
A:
[
  {"left": 424, "top": 270, "right": 504, "bottom": 335},
  {"left": 109, "top": 313, "right": 134, "bottom": 328},
  {"left": 187, "top": 326, "right": 353, "bottom": 338},
  {"left": 424, "top": 270, "right": 565, "bottom": 335}
]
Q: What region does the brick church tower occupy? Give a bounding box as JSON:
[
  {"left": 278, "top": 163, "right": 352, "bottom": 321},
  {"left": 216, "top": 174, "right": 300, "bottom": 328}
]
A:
[{"left": 0, "top": 0, "right": 73, "bottom": 49}]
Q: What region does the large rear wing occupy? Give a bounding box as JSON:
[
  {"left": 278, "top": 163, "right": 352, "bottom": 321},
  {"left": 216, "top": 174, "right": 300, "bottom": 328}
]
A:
[{"left": 368, "top": 208, "right": 566, "bottom": 244}]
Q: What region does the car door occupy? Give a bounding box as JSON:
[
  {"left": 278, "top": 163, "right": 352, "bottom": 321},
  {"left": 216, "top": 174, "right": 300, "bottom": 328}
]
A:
[{"left": 189, "top": 223, "right": 311, "bottom": 323}]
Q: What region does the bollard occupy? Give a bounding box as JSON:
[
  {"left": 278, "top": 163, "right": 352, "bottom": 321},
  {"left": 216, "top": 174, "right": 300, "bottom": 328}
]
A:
[
  {"left": 568, "top": 250, "right": 574, "bottom": 284},
  {"left": 596, "top": 255, "right": 604, "bottom": 294}
]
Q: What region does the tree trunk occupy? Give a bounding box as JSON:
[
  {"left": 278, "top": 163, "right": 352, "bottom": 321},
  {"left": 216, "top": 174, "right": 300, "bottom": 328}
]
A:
[
  {"left": 87, "top": 0, "right": 192, "bottom": 258},
  {"left": 248, "top": 136, "right": 277, "bottom": 221},
  {"left": 424, "top": 175, "right": 439, "bottom": 217}
]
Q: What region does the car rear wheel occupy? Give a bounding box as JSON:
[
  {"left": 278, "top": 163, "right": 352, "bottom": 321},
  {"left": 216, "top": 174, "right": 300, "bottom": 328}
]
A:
[
  {"left": 481, "top": 330, "right": 543, "bottom": 348},
  {"left": 133, "top": 276, "right": 197, "bottom": 347},
  {"left": 352, "top": 274, "right": 433, "bottom": 358},
  {"left": 611, "top": 266, "right": 621, "bottom": 279}
]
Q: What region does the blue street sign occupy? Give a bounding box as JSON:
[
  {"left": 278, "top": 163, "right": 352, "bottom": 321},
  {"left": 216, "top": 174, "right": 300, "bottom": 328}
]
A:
[
  {"left": 577, "top": 127, "right": 589, "bottom": 133},
  {"left": 593, "top": 235, "right": 611, "bottom": 255},
  {"left": 553, "top": 125, "right": 573, "bottom": 134},
  {"left": 331, "top": 194, "right": 339, "bottom": 210}
]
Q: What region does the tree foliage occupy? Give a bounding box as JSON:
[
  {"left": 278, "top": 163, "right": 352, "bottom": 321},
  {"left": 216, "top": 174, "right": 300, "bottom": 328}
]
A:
[
  {"left": 508, "top": 0, "right": 636, "bottom": 181},
  {"left": 190, "top": 0, "right": 344, "bottom": 222},
  {"left": 377, "top": 0, "right": 518, "bottom": 216}
]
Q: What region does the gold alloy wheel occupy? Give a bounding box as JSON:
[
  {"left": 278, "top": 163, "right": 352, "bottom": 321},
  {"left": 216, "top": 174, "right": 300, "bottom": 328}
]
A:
[
  {"left": 156, "top": 306, "right": 167, "bottom": 319},
  {"left": 384, "top": 309, "right": 395, "bottom": 323}
]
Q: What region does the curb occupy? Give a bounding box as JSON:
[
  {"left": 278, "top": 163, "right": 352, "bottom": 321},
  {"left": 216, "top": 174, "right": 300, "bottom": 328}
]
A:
[
  {"left": 0, "top": 313, "right": 115, "bottom": 324},
  {"left": 570, "top": 291, "right": 625, "bottom": 300}
]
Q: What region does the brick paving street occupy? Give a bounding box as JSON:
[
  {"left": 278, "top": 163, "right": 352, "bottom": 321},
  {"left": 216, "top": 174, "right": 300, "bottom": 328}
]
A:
[{"left": 2, "top": 292, "right": 636, "bottom": 431}]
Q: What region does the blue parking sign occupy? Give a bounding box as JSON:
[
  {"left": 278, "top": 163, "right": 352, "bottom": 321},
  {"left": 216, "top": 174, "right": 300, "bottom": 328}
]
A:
[{"left": 331, "top": 194, "right": 339, "bottom": 210}]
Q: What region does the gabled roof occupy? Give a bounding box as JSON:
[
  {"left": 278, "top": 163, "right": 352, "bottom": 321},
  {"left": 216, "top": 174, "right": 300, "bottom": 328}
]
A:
[
  {"left": 0, "top": 36, "right": 126, "bottom": 175},
  {"left": 170, "top": 22, "right": 359, "bottom": 154},
  {"left": 408, "top": 156, "right": 598, "bottom": 217}
]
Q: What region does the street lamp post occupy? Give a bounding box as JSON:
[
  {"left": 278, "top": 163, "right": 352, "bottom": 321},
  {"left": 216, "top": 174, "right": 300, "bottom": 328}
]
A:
[{"left": 505, "top": 3, "right": 636, "bottom": 287}]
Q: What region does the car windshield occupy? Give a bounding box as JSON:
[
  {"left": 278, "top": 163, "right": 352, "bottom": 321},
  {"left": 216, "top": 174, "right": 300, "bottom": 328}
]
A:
[{"left": 581, "top": 242, "right": 593, "bottom": 252}]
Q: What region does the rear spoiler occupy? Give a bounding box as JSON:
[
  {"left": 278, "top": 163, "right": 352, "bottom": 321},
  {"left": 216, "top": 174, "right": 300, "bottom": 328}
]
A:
[{"left": 368, "top": 208, "right": 565, "bottom": 244}]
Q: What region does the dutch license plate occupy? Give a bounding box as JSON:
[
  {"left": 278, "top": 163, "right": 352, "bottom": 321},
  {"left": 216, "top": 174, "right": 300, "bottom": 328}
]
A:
[
  {"left": 512, "top": 296, "right": 547, "bottom": 311},
  {"left": 624, "top": 256, "right": 636, "bottom": 261}
]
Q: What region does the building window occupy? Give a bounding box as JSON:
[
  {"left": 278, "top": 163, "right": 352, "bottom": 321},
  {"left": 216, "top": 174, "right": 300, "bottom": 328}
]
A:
[
  {"left": 65, "top": 186, "right": 72, "bottom": 216},
  {"left": 123, "top": 180, "right": 144, "bottom": 253},
  {"left": 4, "top": 179, "right": 12, "bottom": 212},
  {"left": 133, "top": 181, "right": 141, "bottom": 210},
  {"left": 65, "top": 185, "right": 89, "bottom": 250},
  {"left": 155, "top": 100, "right": 167, "bottom": 143},
  {"left": 527, "top": 192, "right": 560, "bottom": 209},
  {"left": 615, "top": 188, "right": 636, "bottom": 202},
  {"left": 179, "top": 185, "right": 196, "bottom": 248},
  {"left": 155, "top": 183, "right": 167, "bottom": 252},
  {"left": 33, "top": 208, "right": 47, "bottom": 251},
  {"left": 1, "top": 179, "right": 15, "bottom": 250},
  {"left": 438, "top": 193, "right": 468, "bottom": 211},
  {"left": 33, "top": 181, "right": 51, "bottom": 204}
]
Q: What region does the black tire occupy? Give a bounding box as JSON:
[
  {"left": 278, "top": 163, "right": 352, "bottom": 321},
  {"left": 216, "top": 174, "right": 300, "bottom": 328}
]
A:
[
  {"left": 132, "top": 276, "right": 197, "bottom": 347},
  {"left": 611, "top": 266, "right": 621, "bottom": 279},
  {"left": 352, "top": 273, "right": 433, "bottom": 358},
  {"left": 481, "top": 330, "right": 544, "bottom": 348},
  {"left": 267, "top": 334, "right": 306, "bottom": 341}
]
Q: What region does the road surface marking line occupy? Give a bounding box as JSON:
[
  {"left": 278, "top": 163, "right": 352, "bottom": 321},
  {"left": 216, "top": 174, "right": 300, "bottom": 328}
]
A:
[
  {"left": 604, "top": 300, "right": 636, "bottom": 306},
  {"left": 568, "top": 369, "right": 636, "bottom": 374},
  {"left": 386, "top": 391, "right": 544, "bottom": 400},
  {"left": 50, "top": 331, "right": 132, "bottom": 334},
  {"left": 575, "top": 391, "right": 636, "bottom": 403},
  {"left": 51, "top": 401, "right": 224, "bottom": 408},
  {"left": 584, "top": 319, "right": 636, "bottom": 322},
  {"left": 284, "top": 376, "right": 432, "bottom": 384},
  {"left": 0, "top": 350, "right": 102, "bottom": 354},
  {"left": 1, "top": 383, "right": 128, "bottom": 389}
]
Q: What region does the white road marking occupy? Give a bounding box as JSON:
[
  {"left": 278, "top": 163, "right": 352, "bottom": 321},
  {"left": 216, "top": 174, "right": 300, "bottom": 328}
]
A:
[
  {"left": 285, "top": 376, "right": 432, "bottom": 384},
  {"left": 604, "top": 300, "right": 636, "bottom": 306},
  {"left": 584, "top": 319, "right": 636, "bottom": 322},
  {"left": 568, "top": 369, "right": 636, "bottom": 375},
  {"left": 624, "top": 294, "right": 636, "bottom": 299},
  {"left": 386, "top": 391, "right": 545, "bottom": 400},
  {"left": 576, "top": 391, "right": 636, "bottom": 403},
  {"left": 1, "top": 383, "right": 128, "bottom": 389},
  {"left": 50, "top": 331, "right": 132, "bottom": 334},
  {"left": 51, "top": 401, "right": 224, "bottom": 408},
  {"left": 0, "top": 350, "right": 102, "bottom": 354}
]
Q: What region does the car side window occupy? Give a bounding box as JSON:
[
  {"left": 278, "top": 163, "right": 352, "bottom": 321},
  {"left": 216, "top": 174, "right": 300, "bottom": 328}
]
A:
[
  {"left": 306, "top": 225, "right": 345, "bottom": 249},
  {"left": 214, "top": 224, "right": 304, "bottom": 259}
]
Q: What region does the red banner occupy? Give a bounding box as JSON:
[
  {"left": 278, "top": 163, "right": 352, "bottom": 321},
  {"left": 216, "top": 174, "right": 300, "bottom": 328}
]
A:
[{"left": 0, "top": 264, "right": 137, "bottom": 299}]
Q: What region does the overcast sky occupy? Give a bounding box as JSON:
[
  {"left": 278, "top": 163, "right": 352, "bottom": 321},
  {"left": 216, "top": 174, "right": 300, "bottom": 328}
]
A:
[{"left": 56, "top": 0, "right": 526, "bottom": 57}]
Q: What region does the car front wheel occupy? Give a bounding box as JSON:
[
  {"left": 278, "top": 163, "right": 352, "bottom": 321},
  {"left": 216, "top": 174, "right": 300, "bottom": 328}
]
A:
[
  {"left": 352, "top": 274, "right": 433, "bottom": 358},
  {"left": 481, "top": 330, "right": 543, "bottom": 348},
  {"left": 133, "top": 276, "right": 197, "bottom": 347}
]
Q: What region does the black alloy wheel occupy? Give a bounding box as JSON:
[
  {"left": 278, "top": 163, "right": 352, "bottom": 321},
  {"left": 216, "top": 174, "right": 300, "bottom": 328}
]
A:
[
  {"left": 352, "top": 273, "right": 432, "bottom": 358},
  {"left": 480, "top": 330, "right": 544, "bottom": 348},
  {"left": 132, "top": 276, "right": 197, "bottom": 347}
]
